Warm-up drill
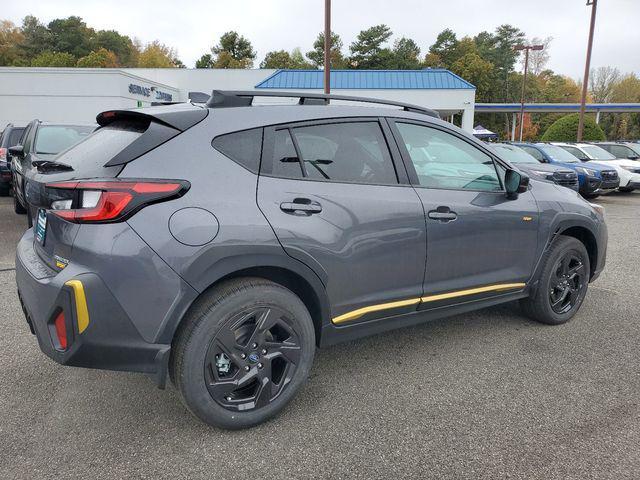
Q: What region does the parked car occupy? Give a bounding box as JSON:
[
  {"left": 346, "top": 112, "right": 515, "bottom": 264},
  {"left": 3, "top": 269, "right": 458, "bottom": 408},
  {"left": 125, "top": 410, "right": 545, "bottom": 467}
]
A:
[
  {"left": 0, "top": 124, "right": 26, "bottom": 195},
  {"left": 16, "top": 92, "right": 608, "bottom": 429},
  {"left": 512, "top": 142, "right": 619, "bottom": 198},
  {"left": 595, "top": 142, "right": 640, "bottom": 160},
  {"left": 552, "top": 142, "right": 640, "bottom": 192},
  {"left": 490, "top": 143, "right": 579, "bottom": 191},
  {"left": 10, "top": 121, "right": 95, "bottom": 215}
]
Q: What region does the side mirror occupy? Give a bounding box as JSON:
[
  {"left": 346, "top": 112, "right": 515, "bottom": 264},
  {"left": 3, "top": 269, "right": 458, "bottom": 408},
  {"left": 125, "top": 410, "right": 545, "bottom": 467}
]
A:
[
  {"left": 505, "top": 169, "right": 529, "bottom": 199},
  {"left": 8, "top": 145, "right": 24, "bottom": 157},
  {"left": 628, "top": 155, "right": 639, "bottom": 161}
]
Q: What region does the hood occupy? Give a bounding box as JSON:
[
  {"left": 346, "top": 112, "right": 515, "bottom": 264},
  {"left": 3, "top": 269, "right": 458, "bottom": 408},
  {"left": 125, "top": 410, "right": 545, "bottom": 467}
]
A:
[{"left": 516, "top": 162, "right": 571, "bottom": 174}]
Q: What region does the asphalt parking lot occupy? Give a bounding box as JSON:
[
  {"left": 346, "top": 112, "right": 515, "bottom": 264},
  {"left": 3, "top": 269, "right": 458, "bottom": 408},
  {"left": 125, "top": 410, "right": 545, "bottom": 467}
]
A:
[{"left": 0, "top": 192, "right": 638, "bottom": 480}]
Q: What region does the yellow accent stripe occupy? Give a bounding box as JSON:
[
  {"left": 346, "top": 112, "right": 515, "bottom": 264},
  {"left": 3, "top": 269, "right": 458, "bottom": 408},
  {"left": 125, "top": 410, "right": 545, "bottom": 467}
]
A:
[
  {"left": 331, "top": 283, "right": 526, "bottom": 325},
  {"left": 64, "top": 280, "right": 90, "bottom": 334},
  {"left": 420, "top": 283, "right": 526, "bottom": 303},
  {"left": 332, "top": 297, "right": 421, "bottom": 325}
]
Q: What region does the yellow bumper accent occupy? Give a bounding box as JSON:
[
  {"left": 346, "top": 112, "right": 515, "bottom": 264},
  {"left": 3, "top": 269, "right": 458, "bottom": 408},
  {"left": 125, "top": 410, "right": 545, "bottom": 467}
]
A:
[
  {"left": 331, "top": 283, "right": 526, "bottom": 325},
  {"left": 64, "top": 280, "right": 90, "bottom": 334}
]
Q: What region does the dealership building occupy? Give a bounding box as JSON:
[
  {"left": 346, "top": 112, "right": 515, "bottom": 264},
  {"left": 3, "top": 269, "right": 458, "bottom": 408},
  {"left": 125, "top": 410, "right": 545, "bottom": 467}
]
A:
[{"left": 0, "top": 67, "right": 476, "bottom": 131}]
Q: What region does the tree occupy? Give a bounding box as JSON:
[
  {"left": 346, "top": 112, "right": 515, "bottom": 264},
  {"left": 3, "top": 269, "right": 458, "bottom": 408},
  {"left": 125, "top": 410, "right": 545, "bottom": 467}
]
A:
[
  {"left": 589, "top": 66, "right": 621, "bottom": 103},
  {"left": 93, "top": 30, "right": 137, "bottom": 66},
  {"left": 260, "top": 50, "right": 292, "bottom": 69},
  {"left": 289, "top": 48, "right": 312, "bottom": 69},
  {"left": 47, "top": 16, "right": 94, "bottom": 58},
  {"left": 423, "top": 52, "right": 443, "bottom": 68},
  {"left": 391, "top": 37, "right": 421, "bottom": 69},
  {"left": 195, "top": 54, "right": 214, "bottom": 68},
  {"left": 306, "top": 31, "right": 347, "bottom": 68},
  {"left": 349, "top": 24, "right": 393, "bottom": 69},
  {"left": 31, "top": 50, "right": 76, "bottom": 67},
  {"left": 522, "top": 36, "right": 552, "bottom": 75},
  {"left": 208, "top": 31, "right": 256, "bottom": 68},
  {"left": 541, "top": 113, "right": 606, "bottom": 141},
  {"left": 137, "top": 41, "right": 180, "bottom": 68},
  {"left": 76, "top": 48, "right": 118, "bottom": 67},
  {"left": 451, "top": 53, "right": 494, "bottom": 100},
  {"left": 19, "top": 15, "right": 51, "bottom": 60},
  {"left": 428, "top": 29, "right": 458, "bottom": 68},
  {"left": 0, "top": 20, "right": 25, "bottom": 66}
]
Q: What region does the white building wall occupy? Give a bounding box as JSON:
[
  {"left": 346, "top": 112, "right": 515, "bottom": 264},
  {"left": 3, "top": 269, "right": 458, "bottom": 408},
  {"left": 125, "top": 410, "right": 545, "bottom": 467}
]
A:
[
  {"left": 0, "top": 68, "right": 179, "bottom": 126},
  {"left": 0, "top": 67, "right": 475, "bottom": 131}
]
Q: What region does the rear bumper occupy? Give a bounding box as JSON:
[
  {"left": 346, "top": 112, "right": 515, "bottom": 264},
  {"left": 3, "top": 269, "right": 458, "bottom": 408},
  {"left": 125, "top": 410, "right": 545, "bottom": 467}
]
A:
[{"left": 15, "top": 229, "right": 171, "bottom": 387}]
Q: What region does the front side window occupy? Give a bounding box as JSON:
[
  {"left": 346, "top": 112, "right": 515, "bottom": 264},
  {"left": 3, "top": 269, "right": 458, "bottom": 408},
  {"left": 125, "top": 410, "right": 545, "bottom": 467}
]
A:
[
  {"left": 538, "top": 144, "right": 580, "bottom": 163},
  {"left": 560, "top": 145, "right": 589, "bottom": 161},
  {"left": 580, "top": 145, "right": 616, "bottom": 160},
  {"left": 519, "top": 145, "right": 545, "bottom": 161},
  {"left": 396, "top": 122, "right": 502, "bottom": 192}
]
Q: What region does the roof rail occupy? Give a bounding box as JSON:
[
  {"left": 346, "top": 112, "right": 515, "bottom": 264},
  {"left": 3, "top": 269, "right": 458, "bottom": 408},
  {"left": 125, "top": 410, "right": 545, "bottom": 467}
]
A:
[{"left": 205, "top": 90, "right": 440, "bottom": 118}]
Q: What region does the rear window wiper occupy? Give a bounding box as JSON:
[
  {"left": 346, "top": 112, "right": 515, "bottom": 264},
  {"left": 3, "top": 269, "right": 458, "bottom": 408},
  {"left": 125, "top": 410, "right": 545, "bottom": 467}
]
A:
[{"left": 31, "top": 160, "right": 74, "bottom": 172}]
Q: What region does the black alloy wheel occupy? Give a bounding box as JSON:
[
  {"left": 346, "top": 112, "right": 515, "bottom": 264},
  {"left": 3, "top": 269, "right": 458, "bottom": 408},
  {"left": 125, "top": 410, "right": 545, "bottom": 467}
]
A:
[
  {"left": 520, "top": 235, "right": 590, "bottom": 325},
  {"left": 205, "top": 306, "right": 302, "bottom": 411},
  {"left": 172, "top": 277, "right": 315, "bottom": 429},
  {"left": 548, "top": 252, "right": 586, "bottom": 315}
]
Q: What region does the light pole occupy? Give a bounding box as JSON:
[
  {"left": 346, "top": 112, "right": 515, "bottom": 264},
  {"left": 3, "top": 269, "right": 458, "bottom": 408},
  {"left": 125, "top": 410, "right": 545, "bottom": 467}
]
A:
[
  {"left": 324, "top": 0, "right": 331, "bottom": 95},
  {"left": 577, "top": 0, "right": 598, "bottom": 141},
  {"left": 514, "top": 44, "right": 544, "bottom": 141}
]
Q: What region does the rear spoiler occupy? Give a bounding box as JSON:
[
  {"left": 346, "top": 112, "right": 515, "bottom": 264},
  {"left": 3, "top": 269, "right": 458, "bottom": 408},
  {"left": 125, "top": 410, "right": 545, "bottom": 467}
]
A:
[{"left": 96, "top": 105, "right": 208, "bottom": 167}]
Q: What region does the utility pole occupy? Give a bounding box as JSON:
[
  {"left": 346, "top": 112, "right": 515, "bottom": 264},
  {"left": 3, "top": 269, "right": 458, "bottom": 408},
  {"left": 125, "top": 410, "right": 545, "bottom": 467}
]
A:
[
  {"left": 577, "top": 0, "right": 598, "bottom": 141},
  {"left": 324, "top": 0, "right": 331, "bottom": 95},
  {"left": 513, "top": 44, "right": 543, "bottom": 142}
]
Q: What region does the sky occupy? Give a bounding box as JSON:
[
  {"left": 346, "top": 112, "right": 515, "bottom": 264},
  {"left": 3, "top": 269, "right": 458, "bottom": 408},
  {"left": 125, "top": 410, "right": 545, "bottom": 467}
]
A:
[{"left": 2, "top": 0, "right": 639, "bottom": 79}]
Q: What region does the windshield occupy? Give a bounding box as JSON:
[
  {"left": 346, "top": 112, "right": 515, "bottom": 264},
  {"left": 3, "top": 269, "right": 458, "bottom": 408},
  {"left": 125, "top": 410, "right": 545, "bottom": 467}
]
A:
[
  {"left": 493, "top": 145, "right": 539, "bottom": 164},
  {"left": 538, "top": 144, "right": 580, "bottom": 163},
  {"left": 34, "top": 125, "right": 95, "bottom": 155},
  {"left": 581, "top": 145, "right": 616, "bottom": 160}
]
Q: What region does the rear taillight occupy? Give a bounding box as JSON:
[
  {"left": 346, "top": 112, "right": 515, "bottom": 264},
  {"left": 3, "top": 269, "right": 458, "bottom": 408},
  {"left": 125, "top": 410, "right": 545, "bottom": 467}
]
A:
[
  {"left": 0, "top": 148, "right": 6, "bottom": 161},
  {"left": 53, "top": 311, "right": 68, "bottom": 350},
  {"left": 45, "top": 179, "right": 189, "bottom": 223}
]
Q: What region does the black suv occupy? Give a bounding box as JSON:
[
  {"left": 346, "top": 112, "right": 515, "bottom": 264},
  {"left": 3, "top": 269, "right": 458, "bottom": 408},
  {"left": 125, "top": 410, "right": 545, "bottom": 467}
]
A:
[
  {"left": 15, "top": 92, "right": 607, "bottom": 429},
  {"left": 10, "top": 121, "right": 94, "bottom": 214},
  {"left": 0, "top": 124, "right": 25, "bottom": 195}
]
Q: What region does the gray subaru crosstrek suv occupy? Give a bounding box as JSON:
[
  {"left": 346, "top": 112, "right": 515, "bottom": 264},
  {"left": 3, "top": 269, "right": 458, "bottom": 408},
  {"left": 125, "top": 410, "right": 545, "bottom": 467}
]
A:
[{"left": 16, "top": 91, "right": 607, "bottom": 429}]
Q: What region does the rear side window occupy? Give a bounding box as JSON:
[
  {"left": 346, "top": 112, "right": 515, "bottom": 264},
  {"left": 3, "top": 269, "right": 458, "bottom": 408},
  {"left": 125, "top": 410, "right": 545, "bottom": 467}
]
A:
[
  {"left": 55, "top": 121, "right": 144, "bottom": 169},
  {"left": 212, "top": 128, "right": 263, "bottom": 173},
  {"left": 266, "top": 121, "right": 397, "bottom": 185},
  {"left": 8, "top": 128, "right": 24, "bottom": 148}
]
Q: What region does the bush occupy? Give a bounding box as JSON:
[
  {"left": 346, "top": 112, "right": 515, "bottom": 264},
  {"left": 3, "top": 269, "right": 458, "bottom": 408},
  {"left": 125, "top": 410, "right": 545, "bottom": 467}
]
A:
[{"left": 541, "top": 113, "right": 606, "bottom": 141}]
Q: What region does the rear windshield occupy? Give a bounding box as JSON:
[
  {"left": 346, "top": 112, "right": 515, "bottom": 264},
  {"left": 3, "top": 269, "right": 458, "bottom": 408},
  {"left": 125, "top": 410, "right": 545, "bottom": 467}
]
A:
[
  {"left": 34, "top": 125, "right": 95, "bottom": 155},
  {"left": 54, "top": 121, "right": 145, "bottom": 169}
]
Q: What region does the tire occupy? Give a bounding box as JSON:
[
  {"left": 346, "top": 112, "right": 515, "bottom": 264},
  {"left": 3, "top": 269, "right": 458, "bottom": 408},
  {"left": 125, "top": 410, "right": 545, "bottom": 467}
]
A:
[
  {"left": 520, "top": 236, "right": 590, "bottom": 325},
  {"left": 582, "top": 193, "right": 599, "bottom": 199},
  {"left": 171, "top": 277, "right": 316, "bottom": 429},
  {"left": 13, "top": 192, "right": 26, "bottom": 214},
  {"left": 618, "top": 187, "right": 634, "bottom": 193}
]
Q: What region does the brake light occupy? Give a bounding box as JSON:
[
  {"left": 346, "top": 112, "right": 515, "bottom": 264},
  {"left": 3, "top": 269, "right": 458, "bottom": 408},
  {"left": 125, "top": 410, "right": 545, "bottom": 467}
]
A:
[
  {"left": 0, "top": 148, "right": 6, "bottom": 161},
  {"left": 46, "top": 179, "right": 189, "bottom": 223},
  {"left": 54, "top": 311, "right": 68, "bottom": 350}
]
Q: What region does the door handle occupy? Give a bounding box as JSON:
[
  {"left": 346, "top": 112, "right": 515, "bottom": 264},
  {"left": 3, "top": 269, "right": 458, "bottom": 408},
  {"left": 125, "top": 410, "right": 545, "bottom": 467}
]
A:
[
  {"left": 428, "top": 207, "right": 457, "bottom": 222},
  {"left": 280, "top": 199, "right": 322, "bottom": 214}
]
